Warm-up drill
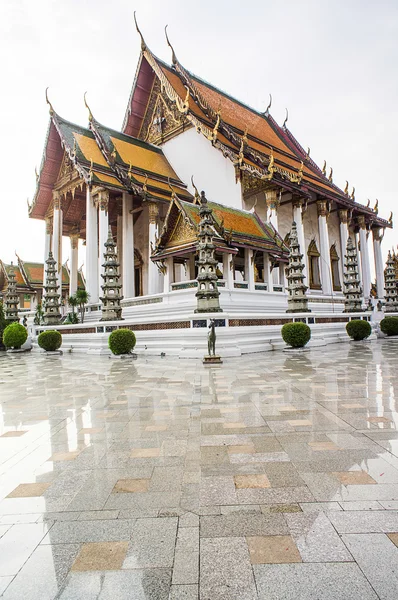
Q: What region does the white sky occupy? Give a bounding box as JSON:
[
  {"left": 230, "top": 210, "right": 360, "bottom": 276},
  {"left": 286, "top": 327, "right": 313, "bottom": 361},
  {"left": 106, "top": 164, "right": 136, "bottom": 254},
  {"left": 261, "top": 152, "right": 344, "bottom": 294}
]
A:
[{"left": 0, "top": 0, "right": 397, "bottom": 274}]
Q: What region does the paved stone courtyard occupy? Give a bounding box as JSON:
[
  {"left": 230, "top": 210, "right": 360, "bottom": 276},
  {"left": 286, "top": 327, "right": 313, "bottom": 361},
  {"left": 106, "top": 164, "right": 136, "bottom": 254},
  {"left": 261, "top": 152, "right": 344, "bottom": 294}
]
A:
[{"left": 1, "top": 341, "right": 398, "bottom": 599}]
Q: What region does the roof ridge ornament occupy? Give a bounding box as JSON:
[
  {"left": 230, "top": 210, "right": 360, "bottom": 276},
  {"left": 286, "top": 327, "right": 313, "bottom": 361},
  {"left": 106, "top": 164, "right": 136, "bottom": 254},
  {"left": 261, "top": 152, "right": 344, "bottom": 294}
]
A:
[
  {"left": 134, "top": 12, "right": 147, "bottom": 51},
  {"left": 45, "top": 87, "right": 54, "bottom": 116},
  {"left": 389, "top": 211, "right": 393, "bottom": 226},
  {"left": 35, "top": 167, "right": 39, "bottom": 184},
  {"left": 306, "top": 147, "right": 310, "bottom": 159},
  {"left": 165, "top": 25, "right": 177, "bottom": 66},
  {"left": 191, "top": 176, "right": 201, "bottom": 204},
  {"left": 168, "top": 177, "right": 177, "bottom": 200},
  {"left": 282, "top": 108, "right": 289, "bottom": 129},
  {"left": 322, "top": 160, "right": 327, "bottom": 176},
  {"left": 328, "top": 167, "right": 333, "bottom": 182},
  {"left": 263, "top": 94, "right": 272, "bottom": 117},
  {"left": 374, "top": 199, "right": 379, "bottom": 214},
  {"left": 175, "top": 86, "right": 190, "bottom": 114},
  {"left": 83, "top": 92, "right": 93, "bottom": 122},
  {"left": 366, "top": 199, "right": 370, "bottom": 208},
  {"left": 344, "top": 181, "right": 349, "bottom": 195},
  {"left": 350, "top": 187, "right": 355, "bottom": 201}
]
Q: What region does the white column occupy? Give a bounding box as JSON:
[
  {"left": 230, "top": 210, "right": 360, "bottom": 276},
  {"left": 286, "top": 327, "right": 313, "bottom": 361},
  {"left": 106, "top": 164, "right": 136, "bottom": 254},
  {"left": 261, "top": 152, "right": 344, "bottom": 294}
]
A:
[
  {"left": 97, "top": 189, "right": 109, "bottom": 300},
  {"left": 69, "top": 234, "right": 79, "bottom": 296},
  {"left": 147, "top": 201, "right": 160, "bottom": 295},
  {"left": 279, "top": 262, "right": 286, "bottom": 290},
  {"left": 223, "top": 253, "right": 234, "bottom": 289},
  {"left": 265, "top": 188, "right": 279, "bottom": 230},
  {"left": 292, "top": 197, "right": 308, "bottom": 283},
  {"left": 263, "top": 252, "right": 271, "bottom": 290},
  {"left": 122, "top": 192, "right": 135, "bottom": 299},
  {"left": 358, "top": 216, "right": 371, "bottom": 300},
  {"left": 339, "top": 209, "right": 349, "bottom": 277},
  {"left": 245, "top": 249, "right": 255, "bottom": 291},
  {"left": 43, "top": 217, "right": 52, "bottom": 294},
  {"left": 163, "top": 256, "right": 174, "bottom": 293},
  {"left": 52, "top": 192, "right": 63, "bottom": 294},
  {"left": 373, "top": 228, "right": 385, "bottom": 299},
  {"left": 85, "top": 186, "right": 99, "bottom": 304},
  {"left": 317, "top": 200, "right": 332, "bottom": 296}
]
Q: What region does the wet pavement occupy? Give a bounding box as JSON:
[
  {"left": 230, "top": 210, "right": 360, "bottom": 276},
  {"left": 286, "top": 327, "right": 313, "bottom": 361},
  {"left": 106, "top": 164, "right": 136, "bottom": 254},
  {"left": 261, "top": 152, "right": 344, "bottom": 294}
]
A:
[{"left": 1, "top": 340, "right": 398, "bottom": 599}]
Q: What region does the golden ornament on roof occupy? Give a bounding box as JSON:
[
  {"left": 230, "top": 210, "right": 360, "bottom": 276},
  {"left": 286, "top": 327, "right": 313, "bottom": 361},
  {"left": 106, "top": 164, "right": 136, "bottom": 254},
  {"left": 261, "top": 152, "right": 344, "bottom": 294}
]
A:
[
  {"left": 45, "top": 87, "right": 54, "bottom": 116},
  {"left": 282, "top": 108, "right": 289, "bottom": 129},
  {"left": 165, "top": 25, "right": 177, "bottom": 65},
  {"left": 350, "top": 187, "right": 355, "bottom": 200},
  {"left": 344, "top": 181, "right": 349, "bottom": 195},
  {"left": 134, "top": 11, "right": 147, "bottom": 51},
  {"left": 83, "top": 92, "right": 93, "bottom": 122},
  {"left": 328, "top": 167, "right": 333, "bottom": 182},
  {"left": 374, "top": 199, "right": 379, "bottom": 214},
  {"left": 191, "top": 176, "right": 200, "bottom": 204},
  {"left": 322, "top": 160, "right": 327, "bottom": 176},
  {"left": 263, "top": 94, "right": 272, "bottom": 117}
]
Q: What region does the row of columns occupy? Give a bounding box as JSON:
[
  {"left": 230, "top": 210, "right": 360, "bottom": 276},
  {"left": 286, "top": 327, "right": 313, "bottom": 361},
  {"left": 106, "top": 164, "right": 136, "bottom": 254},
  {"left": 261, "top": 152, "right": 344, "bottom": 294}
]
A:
[{"left": 264, "top": 190, "right": 385, "bottom": 300}]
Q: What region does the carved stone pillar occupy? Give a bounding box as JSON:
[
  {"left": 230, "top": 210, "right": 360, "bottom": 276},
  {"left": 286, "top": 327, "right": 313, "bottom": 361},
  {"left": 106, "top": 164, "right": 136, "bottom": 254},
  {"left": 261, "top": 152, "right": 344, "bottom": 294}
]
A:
[
  {"left": 317, "top": 200, "right": 332, "bottom": 295},
  {"left": 263, "top": 252, "right": 271, "bottom": 289},
  {"left": 52, "top": 191, "right": 63, "bottom": 294},
  {"left": 339, "top": 209, "right": 349, "bottom": 284},
  {"left": 292, "top": 196, "right": 308, "bottom": 282},
  {"left": 86, "top": 186, "right": 99, "bottom": 304},
  {"left": 69, "top": 233, "right": 79, "bottom": 297},
  {"left": 222, "top": 253, "right": 234, "bottom": 290},
  {"left": 163, "top": 256, "right": 174, "bottom": 294},
  {"left": 245, "top": 249, "right": 255, "bottom": 291},
  {"left": 372, "top": 227, "right": 385, "bottom": 299},
  {"left": 148, "top": 201, "right": 160, "bottom": 295},
  {"left": 358, "top": 215, "right": 371, "bottom": 299},
  {"left": 122, "top": 192, "right": 135, "bottom": 299}
]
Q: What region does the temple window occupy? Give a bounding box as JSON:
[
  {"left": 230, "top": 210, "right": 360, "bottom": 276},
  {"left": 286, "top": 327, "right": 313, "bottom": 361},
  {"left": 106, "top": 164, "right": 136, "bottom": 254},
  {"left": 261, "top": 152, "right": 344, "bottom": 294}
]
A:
[
  {"left": 308, "top": 239, "right": 321, "bottom": 290},
  {"left": 330, "top": 244, "right": 341, "bottom": 291}
]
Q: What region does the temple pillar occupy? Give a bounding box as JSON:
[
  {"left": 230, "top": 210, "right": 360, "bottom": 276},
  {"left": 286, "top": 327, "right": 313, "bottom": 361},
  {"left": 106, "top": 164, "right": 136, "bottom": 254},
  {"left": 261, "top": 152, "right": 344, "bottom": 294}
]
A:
[
  {"left": 317, "top": 200, "right": 332, "bottom": 296},
  {"left": 223, "top": 253, "right": 234, "bottom": 289},
  {"left": 122, "top": 192, "right": 135, "bottom": 299},
  {"left": 354, "top": 233, "right": 363, "bottom": 286},
  {"left": 339, "top": 209, "right": 349, "bottom": 279},
  {"left": 43, "top": 217, "right": 52, "bottom": 294},
  {"left": 245, "top": 249, "right": 255, "bottom": 291},
  {"left": 163, "top": 256, "right": 174, "bottom": 294},
  {"left": 358, "top": 215, "right": 371, "bottom": 299},
  {"left": 52, "top": 192, "right": 63, "bottom": 293},
  {"left": 292, "top": 196, "right": 307, "bottom": 281},
  {"left": 85, "top": 186, "right": 99, "bottom": 304},
  {"left": 189, "top": 254, "right": 196, "bottom": 280},
  {"left": 96, "top": 188, "right": 109, "bottom": 299},
  {"left": 69, "top": 233, "right": 79, "bottom": 296},
  {"left": 265, "top": 188, "right": 279, "bottom": 230},
  {"left": 373, "top": 227, "right": 385, "bottom": 299},
  {"left": 263, "top": 252, "right": 271, "bottom": 289},
  {"left": 148, "top": 201, "right": 160, "bottom": 295}
]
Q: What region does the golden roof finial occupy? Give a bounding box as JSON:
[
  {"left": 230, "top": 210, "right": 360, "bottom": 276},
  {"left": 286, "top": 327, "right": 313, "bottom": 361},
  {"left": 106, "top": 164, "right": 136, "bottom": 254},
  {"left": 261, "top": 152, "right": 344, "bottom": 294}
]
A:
[
  {"left": 366, "top": 199, "right": 370, "bottom": 208},
  {"left": 350, "top": 186, "right": 355, "bottom": 200},
  {"left": 389, "top": 211, "right": 393, "bottom": 225},
  {"left": 306, "top": 147, "right": 311, "bottom": 158},
  {"left": 242, "top": 125, "right": 248, "bottom": 144},
  {"left": 165, "top": 25, "right": 177, "bottom": 65},
  {"left": 84, "top": 92, "right": 93, "bottom": 122},
  {"left": 328, "top": 167, "right": 333, "bottom": 182},
  {"left": 374, "top": 199, "right": 379, "bottom": 214},
  {"left": 282, "top": 108, "right": 289, "bottom": 129},
  {"left": 134, "top": 11, "right": 147, "bottom": 51},
  {"left": 344, "top": 181, "right": 349, "bottom": 195},
  {"left": 71, "top": 138, "right": 77, "bottom": 159},
  {"left": 191, "top": 175, "right": 200, "bottom": 204},
  {"left": 322, "top": 160, "right": 327, "bottom": 176},
  {"left": 35, "top": 166, "right": 39, "bottom": 183},
  {"left": 45, "top": 87, "right": 54, "bottom": 116},
  {"left": 264, "top": 94, "right": 272, "bottom": 117}
]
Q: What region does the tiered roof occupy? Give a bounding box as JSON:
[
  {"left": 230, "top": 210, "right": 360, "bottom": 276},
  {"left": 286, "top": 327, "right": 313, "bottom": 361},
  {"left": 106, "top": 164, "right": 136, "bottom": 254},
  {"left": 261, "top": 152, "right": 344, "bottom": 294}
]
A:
[
  {"left": 152, "top": 196, "right": 288, "bottom": 261},
  {"left": 0, "top": 259, "right": 84, "bottom": 292},
  {"left": 123, "top": 29, "right": 390, "bottom": 229}
]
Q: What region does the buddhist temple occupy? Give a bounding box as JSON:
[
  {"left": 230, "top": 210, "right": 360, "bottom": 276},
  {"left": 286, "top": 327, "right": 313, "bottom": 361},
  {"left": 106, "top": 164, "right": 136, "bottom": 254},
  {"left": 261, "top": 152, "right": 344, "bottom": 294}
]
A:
[{"left": 27, "top": 20, "right": 393, "bottom": 354}]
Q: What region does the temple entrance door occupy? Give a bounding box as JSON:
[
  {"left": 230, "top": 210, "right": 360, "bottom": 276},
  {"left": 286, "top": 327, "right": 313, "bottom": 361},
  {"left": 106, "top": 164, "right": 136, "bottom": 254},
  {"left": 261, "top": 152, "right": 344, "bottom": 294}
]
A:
[{"left": 134, "top": 249, "right": 143, "bottom": 297}]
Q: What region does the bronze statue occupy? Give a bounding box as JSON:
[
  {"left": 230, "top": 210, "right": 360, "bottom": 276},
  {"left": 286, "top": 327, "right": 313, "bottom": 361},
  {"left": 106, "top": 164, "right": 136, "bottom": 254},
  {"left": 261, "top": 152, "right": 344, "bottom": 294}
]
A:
[{"left": 208, "top": 319, "right": 216, "bottom": 356}]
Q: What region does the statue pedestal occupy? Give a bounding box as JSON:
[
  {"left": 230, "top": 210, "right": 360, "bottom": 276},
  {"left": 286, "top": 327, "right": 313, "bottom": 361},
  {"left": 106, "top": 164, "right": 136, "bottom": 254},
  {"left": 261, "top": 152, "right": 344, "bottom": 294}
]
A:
[{"left": 203, "top": 355, "right": 223, "bottom": 365}]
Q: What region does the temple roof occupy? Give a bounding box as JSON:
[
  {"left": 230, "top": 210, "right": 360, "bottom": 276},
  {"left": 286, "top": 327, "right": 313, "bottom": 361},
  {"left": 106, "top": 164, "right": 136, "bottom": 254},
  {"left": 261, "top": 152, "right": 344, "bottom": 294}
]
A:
[
  {"left": 123, "top": 42, "right": 390, "bottom": 229},
  {"left": 152, "top": 196, "right": 288, "bottom": 260},
  {"left": 30, "top": 109, "right": 191, "bottom": 223},
  {"left": 0, "top": 258, "right": 84, "bottom": 292}
]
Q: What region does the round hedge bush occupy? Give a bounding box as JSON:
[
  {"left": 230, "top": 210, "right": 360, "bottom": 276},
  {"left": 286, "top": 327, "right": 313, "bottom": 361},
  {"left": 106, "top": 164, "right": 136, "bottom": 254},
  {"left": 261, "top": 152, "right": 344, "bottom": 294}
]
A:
[
  {"left": 380, "top": 316, "right": 398, "bottom": 336},
  {"left": 38, "top": 330, "right": 62, "bottom": 351},
  {"left": 346, "top": 319, "right": 371, "bottom": 341},
  {"left": 109, "top": 328, "right": 136, "bottom": 355},
  {"left": 3, "top": 323, "right": 28, "bottom": 349},
  {"left": 281, "top": 322, "right": 311, "bottom": 348}
]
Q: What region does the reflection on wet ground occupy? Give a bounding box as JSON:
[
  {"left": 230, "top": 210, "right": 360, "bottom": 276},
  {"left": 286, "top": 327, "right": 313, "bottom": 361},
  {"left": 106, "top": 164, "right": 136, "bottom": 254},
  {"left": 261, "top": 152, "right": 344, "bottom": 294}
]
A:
[{"left": 1, "top": 340, "right": 398, "bottom": 598}]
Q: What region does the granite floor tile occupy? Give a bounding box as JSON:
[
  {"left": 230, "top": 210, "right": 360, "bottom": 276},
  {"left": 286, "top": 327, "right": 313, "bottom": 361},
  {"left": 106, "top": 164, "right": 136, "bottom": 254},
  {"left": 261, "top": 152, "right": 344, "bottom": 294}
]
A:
[
  {"left": 2, "top": 543, "right": 79, "bottom": 600},
  {"left": 387, "top": 532, "right": 398, "bottom": 546},
  {"left": 130, "top": 447, "right": 160, "bottom": 458},
  {"left": 169, "top": 585, "right": 199, "bottom": 600},
  {"left": 234, "top": 474, "right": 271, "bottom": 489},
  {"left": 123, "top": 517, "right": 177, "bottom": 568},
  {"left": 342, "top": 533, "right": 398, "bottom": 600},
  {"left": 253, "top": 563, "right": 378, "bottom": 599},
  {"left": 72, "top": 541, "right": 129, "bottom": 571},
  {"left": 285, "top": 511, "right": 352, "bottom": 562},
  {"left": 332, "top": 471, "right": 377, "bottom": 485},
  {"left": 0, "top": 577, "right": 13, "bottom": 596},
  {"left": 6, "top": 483, "right": 51, "bottom": 498},
  {"left": 328, "top": 510, "right": 398, "bottom": 533},
  {"left": 172, "top": 551, "right": 199, "bottom": 585},
  {"left": 200, "top": 512, "right": 288, "bottom": 537},
  {"left": 0, "top": 523, "right": 51, "bottom": 577},
  {"left": 200, "top": 537, "right": 257, "bottom": 600},
  {"left": 41, "top": 519, "right": 134, "bottom": 543},
  {"left": 112, "top": 478, "right": 149, "bottom": 493},
  {"left": 247, "top": 535, "right": 301, "bottom": 564}
]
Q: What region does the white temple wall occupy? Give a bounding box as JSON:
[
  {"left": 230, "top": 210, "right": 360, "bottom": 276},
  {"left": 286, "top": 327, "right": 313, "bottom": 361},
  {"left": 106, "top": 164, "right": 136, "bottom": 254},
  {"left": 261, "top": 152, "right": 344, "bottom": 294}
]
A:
[
  {"left": 276, "top": 203, "right": 292, "bottom": 240},
  {"left": 242, "top": 192, "right": 267, "bottom": 223},
  {"left": 303, "top": 203, "right": 320, "bottom": 253},
  {"left": 162, "top": 128, "right": 242, "bottom": 209}
]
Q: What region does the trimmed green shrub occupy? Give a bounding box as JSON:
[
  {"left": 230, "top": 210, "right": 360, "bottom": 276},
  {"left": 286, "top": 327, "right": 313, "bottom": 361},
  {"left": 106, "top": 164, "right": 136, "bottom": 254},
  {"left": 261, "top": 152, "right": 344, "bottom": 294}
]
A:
[
  {"left": 281, "top": 322, "right": 311, "bottom": 348},
  {"left": 38, "top": 330, "right": 62, "bottom": 351},
  {"left": 109, "top": 328, "right": 136, "bottom": 355},
  {"left": 380, "top": 316, "right": 398, "bottom": 336},
  {"left": 3, "top": 323, "right": 28, "bottom": 349},
  {"left": 346, "top": 319, "right": 371, "bottom": 341}
]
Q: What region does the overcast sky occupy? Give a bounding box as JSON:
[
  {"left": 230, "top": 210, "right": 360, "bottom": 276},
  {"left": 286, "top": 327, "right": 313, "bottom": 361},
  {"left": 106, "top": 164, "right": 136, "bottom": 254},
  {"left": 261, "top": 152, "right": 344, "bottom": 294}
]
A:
[{"left": 0, "top": 0, "right": 397, "bottom": 274}]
